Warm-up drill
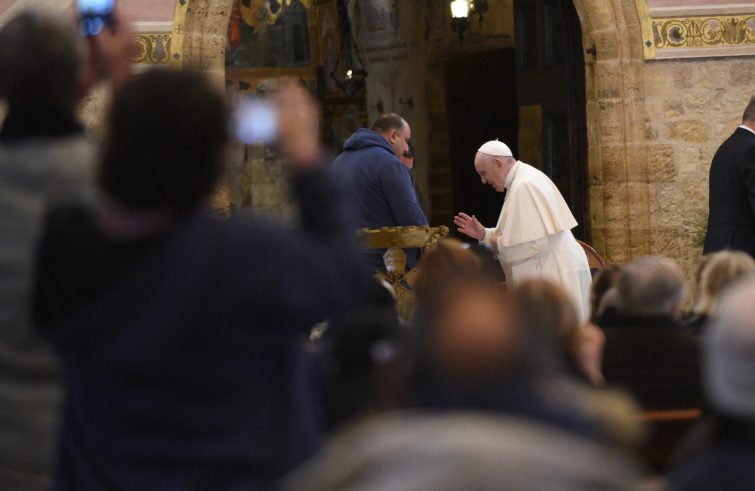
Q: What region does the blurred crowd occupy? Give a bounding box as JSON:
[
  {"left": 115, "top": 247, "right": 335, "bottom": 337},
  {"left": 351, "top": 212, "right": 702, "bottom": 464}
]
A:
[{"left": 1, "top": 10, "right": 755, "bottom": 491}]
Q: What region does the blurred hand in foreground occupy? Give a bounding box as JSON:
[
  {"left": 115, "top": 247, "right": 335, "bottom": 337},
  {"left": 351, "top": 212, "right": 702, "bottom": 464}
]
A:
[
  {"left": 78, "top": 10, "right": 136, "bottom": 97},
  {"left": 274, "top": 79, "right": 321, "bottom": 170}
]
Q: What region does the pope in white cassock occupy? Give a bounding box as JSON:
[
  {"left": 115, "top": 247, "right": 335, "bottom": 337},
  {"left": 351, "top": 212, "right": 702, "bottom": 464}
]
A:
[{"left": 454, "top": 140, "right": 592, "bottom": 322}]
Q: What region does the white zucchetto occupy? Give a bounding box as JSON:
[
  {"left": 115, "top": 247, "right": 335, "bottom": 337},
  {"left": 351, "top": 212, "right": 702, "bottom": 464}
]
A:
[{"left": 477, "top": 140, "right": 513, "bottom": 158}]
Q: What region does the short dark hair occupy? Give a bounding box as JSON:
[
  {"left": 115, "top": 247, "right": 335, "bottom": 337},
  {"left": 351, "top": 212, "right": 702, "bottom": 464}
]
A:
[
  {"left": 99, "top": 69, "right": 228, "bottom": 212},
  {"left": 0, "top": 12, "right": 82, "bottom": 111},
  {"left": 371, "top": 113, "right": 405, "bottom": 134},
  {"left": 743, "top": 96, "right": 755, "bottom": 123}
]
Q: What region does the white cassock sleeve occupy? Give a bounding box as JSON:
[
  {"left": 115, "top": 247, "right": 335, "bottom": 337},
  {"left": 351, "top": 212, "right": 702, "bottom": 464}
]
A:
[{"left": 496, "top": 235, "right": 549, "bottom": 264}]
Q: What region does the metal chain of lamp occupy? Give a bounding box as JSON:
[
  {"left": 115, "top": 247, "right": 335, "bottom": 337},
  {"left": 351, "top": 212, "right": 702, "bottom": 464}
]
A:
[
  {"left": 331, "top": 0, "right": 368, "bottom": 96},
  {"left": 450, "top": 0, "right": 489, "bottom": 42}
]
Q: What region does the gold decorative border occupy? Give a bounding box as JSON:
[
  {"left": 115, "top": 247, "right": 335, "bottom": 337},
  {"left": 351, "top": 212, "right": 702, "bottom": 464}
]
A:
[
  {"left": 171, "top": 0, "right": 188, "bottom": 68},
  {"left": 636, "top": 0, "right": 755, "bottom": 59},
  {"left": 134, "top": 33, "right": 173, "bottom": 65}
]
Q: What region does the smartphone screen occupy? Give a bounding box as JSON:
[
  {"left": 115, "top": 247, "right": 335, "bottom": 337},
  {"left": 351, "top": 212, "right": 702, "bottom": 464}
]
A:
[
  {"left": 77, "top": 0, "right": 116, "bottom": 36},
  {"left": 234, "top": 97, "right": 279, "bottom": 145}
]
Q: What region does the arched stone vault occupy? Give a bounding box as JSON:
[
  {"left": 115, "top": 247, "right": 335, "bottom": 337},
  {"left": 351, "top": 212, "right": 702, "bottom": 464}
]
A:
[{"left": 173, "top": 0, "right": 652, "bottom": 262}]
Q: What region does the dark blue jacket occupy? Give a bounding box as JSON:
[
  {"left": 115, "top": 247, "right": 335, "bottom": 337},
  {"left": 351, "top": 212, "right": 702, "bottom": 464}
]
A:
[
  {"left": 34, "top": 169, "right": 370, "bottom": 491},
  {"left": 331, "top": 128, "right": 428, "bottom": 269}
]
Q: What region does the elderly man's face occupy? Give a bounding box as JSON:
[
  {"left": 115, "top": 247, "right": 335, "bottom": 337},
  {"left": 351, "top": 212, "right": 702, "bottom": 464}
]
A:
[{"left": 474, "top": 153, "right": 507, "bottom": 192}]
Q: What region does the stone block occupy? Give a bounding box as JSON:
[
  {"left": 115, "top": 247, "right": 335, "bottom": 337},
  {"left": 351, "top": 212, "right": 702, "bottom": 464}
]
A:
[
  {"left": 599, "top": 144, "right": 626, "bottom": 183},
  {"left": 602, "top": 183, "right": 628, "bottom": 229},
  {"left": 598, "top": 100, "right": 625, "bottom": 145},
  {"left": 663, "top": 99, "right": 685, "bottom": 119},
  {"left": 624, "top": 143, "right": 649, "bottom": 183},
  {"left": 629, "top": 228, "right": 651, "bottom": 259},
  {"left": 646, "top": 143, "right": 677, "bottom": 182},
  {"left": 627, "top": 182, "right": 651, "bottom": 230},
  {"left": 590, "top": 228, "right": 607, "bottom": 259},
  {"left": 663, "top": 119, "right": 710, "bottom": 143},
  {"left": 592, "top": 29, "right": 621, "bottom": 61},
  {"left": 642, "top": 65, "right": 672, "bottom": 97},
  {"left": 650, "top": 228, "right": 683, "bottom": 260},
  {"left": 595, "top": 62, "right": 623, "bottom": 100},
  {"left": 644, "top": 116, "right": 660, "bottom": 141},
  {"left": 589, "top": 185, "right": 605, "bottom": 229},
  {"left": 588, "top": 142, "right": 603, "bottom": 185},
  {"left": 729, "top": 62, "right": 755, "bottom": 87},
  {"left": 669, "top": 64, "right": 695, "bottom": 90},
  {"left": 603, "top": 228, "right": 630, "bottom": 264}
]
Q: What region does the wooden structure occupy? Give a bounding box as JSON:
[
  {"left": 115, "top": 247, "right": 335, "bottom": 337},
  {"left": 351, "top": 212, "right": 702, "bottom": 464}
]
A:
[{"left": 360, "top": 226, "right": 450, "bottom": 319}]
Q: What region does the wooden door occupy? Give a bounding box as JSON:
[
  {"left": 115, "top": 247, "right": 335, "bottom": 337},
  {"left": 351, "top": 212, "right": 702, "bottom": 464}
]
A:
[
  {"left": 445, "top": 48, "right": 519, "bottom": 235},
  {"left": 515, "top": 0, "right": 589, "bottom": 240}
]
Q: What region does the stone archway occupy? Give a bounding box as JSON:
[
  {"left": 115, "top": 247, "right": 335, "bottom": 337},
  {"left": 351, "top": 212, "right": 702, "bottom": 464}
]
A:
[
  {"left": 173, "top": 0, "right": 652, "bottom": 263},
  {"left": 572, "top": 0, "right": 650, "bottom": 263},
  {"left": 173, "top": 0, "right": 235, "bottom": 86}
]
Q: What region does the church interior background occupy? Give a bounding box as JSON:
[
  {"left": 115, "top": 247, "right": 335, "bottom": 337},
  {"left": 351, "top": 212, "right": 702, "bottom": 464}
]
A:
[{"left": 1, "top": 0, "right": 754, "bottom": 285}]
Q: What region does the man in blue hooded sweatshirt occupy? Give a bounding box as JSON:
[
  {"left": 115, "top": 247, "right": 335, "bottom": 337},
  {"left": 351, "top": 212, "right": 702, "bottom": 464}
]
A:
[{"left": 332, "top": 113, "right": 428, "bottom": 270}]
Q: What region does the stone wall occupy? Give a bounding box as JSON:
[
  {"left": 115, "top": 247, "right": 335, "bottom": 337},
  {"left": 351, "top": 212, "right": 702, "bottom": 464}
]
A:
[{"left": 642, "top": 57, "right": 755, "bottom": 282}]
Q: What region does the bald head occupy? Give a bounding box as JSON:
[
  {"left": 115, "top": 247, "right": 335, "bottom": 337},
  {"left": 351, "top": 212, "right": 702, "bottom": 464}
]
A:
[{"left": 372, "top": 113, "right": 411, "bottom": 158}]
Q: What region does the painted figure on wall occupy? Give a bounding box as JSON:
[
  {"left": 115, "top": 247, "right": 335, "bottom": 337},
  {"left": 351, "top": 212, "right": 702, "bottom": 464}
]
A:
[{"left": 226, "top": 0, "right": 311, "bottom": 68}]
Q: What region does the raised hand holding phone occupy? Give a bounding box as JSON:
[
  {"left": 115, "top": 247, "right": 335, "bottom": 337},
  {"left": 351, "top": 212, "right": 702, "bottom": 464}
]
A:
[{"left": 77, "top": 0, "right": 116, "bottom": 37}]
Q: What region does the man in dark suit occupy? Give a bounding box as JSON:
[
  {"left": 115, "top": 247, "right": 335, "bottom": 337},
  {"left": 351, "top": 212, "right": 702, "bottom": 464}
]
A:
[
  {"left": 704, "top": 96, "right": 755, "bottom": 256},
  {"left": 602, "top": 256, "right": 703, "bottom": 410}
]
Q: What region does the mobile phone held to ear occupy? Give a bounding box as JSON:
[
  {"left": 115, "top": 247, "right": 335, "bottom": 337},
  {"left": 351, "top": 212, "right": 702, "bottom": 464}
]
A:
[
  {"left": 234, "top": 97, "right": 279, "bottom": 146},
  {"left": 77, "top": 0, "right": 116, "bottom": 37}
]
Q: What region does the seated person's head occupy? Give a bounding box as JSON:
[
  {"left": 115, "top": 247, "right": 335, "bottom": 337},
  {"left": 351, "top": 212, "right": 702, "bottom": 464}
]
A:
[
  {"left": 590, "top": 265, "right": 621, "bottom": 322},
  {"left": 99, "top": 69, "right": 228, "bottom": 213},
  {"left": 694, "top": 251, "right": 755, "bottom": 317},
  {"left": 514, "top": 279, "right": 606, "bottom": 385},
  {"left": 428, "top": 277, "right": 521, "bottom": 381},
  {"left": 413, "top": 238, "right": 484, "bottom": 311},
  {"left": 616, "top": 256, "right": 686, "bottom": 320},
  {"left": 324, "top": 306, "right": 410, "bottom": 427},
  {"left": 515, "top": 279, "right": 581, "bottom": 366},
  {"left": 705, "top": 276, "right": 755, "bottom": 419},
  {"left": 0, "top": 11, "right": 83, "bottom": 112}
]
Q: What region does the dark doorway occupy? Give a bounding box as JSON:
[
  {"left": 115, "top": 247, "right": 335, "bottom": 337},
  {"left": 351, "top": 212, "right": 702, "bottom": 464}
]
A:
[
  {"left": 515, "top": 0, "right": 589, "bottom": 240},
  {"left": 445, "top": 48, "right": 519, "bottom": 236}
]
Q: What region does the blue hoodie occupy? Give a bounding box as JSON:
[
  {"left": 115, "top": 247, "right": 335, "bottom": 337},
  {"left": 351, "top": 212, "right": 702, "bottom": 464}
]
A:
[{"left": 331, "top": 128, "right": 428, "bottom": 269}]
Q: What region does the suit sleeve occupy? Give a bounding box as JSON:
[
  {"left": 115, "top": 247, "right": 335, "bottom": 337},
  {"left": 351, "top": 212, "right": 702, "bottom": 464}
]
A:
[
  {"left": 741, "top": 146, "right": 755, "bottom": 221},
  {"left": 378, "top": 160, "right": 428, "bottom": 227}
]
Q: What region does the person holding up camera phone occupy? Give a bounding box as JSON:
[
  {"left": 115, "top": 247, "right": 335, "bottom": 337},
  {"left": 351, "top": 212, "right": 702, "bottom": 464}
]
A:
[{"left": 0, "top": 5, "right": 134, "bottom": 490}]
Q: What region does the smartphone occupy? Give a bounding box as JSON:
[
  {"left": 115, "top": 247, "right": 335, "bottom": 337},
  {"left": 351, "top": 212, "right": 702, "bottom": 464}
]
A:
[
  {"left": 77, "top": 0, "right": 116, "bottom": 37},
  {"left": 234, "top": 97, "right": 278, "bottom": 145}
]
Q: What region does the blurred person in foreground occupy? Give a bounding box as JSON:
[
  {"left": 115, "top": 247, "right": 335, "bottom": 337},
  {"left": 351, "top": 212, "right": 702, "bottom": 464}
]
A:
[
  {"left": 33, "top": 70, "right": 369, "bottom": 490},
  {"left": 602, "top": 256, "right": 703, "bottom": 410},
  {"left": 413, "top": 240, "right": 642, "bottom": 447},
  {"left": 454, "top": 140, "right": 592, "bottom": 322},
  {"left": 667, "top": 276, "right": 755, "bottom": 491},
  {"left": 284, "top": 259, "right": 644, "bottom": 491},
  {"left": 322, "top": 304, "right": 411, "bottom": 430},
  {"left": 683, "top": 250, "right": 755, "bottom": 334},
  {"left": 515, "top": 279, "right": 606, "bottom": 386},
  {"left": 0, "top": 11, "right": 132, "bottom": 490}
]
